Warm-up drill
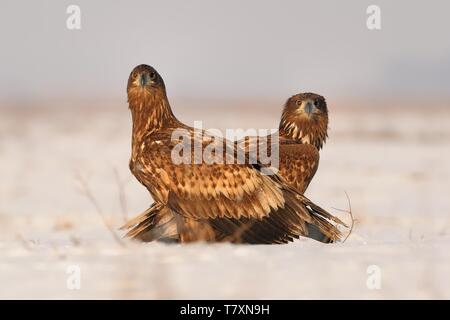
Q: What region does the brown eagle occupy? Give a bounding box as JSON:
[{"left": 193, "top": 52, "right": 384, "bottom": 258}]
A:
[
  {"left": 121, "top": 64, "right": 344, "bottom": 244},
  {"left": 240, "top": 92, "right": 328, "bottom": 194}
]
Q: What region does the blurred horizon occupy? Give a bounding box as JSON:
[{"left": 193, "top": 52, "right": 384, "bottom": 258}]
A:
[{"left": 1, "top": 0, "right": 450, "bottom": 104}]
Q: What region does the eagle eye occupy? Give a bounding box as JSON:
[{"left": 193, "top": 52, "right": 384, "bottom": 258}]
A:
[
  {"left": 314, "top": 100, "right": 319, "bottom": 107},
  {"left": 295, "top": 100, "right": 302, "bottom": 106},
  {"left": 149, "top": 71, "right": 156, "bottom": 81}
]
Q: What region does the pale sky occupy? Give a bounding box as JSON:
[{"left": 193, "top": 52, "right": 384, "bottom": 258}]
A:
[{"left": 1, "top": 0, "right": 449, "bottom": 102}]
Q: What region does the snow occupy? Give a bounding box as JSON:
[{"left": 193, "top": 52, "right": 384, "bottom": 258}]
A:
[{"left": 1, "top": 101, "right": 449, "bottom": 299}]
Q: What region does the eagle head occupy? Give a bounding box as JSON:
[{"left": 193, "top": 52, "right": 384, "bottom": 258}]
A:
[
  {"left": 279, "top": 93, "right": 329, "bottom": 149},
  {"left": 127, "top": 64, "right": 166, "bottom": 107},
  {"left": 286, "top": 93, "right": 327, "bottom": 119}
]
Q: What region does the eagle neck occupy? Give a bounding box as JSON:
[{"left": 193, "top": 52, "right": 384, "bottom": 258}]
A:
[
  {"left": 129, "top": 90, "right": 180, "bottom": 160},
  {"left": 278, "top": 114, "right": 328, "bottom": 150}
]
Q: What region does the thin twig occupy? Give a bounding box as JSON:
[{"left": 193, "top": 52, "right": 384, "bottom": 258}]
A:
[
  {"left": 16, "top": 233, "right": 33, "bottom": 251},
  {"left": 331, "top": 191, "right": 355, "bottom": 243},
  {"left": 113, "top": 168, "right": 128, "bottom": 223},
  {"left": 75, "top": 171, "right": 126, "bottom": 247}
]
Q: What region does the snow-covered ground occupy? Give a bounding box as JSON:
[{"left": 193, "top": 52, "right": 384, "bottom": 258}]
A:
[{"left": 1, "top": 100, "right": 449, "bottom": 299}]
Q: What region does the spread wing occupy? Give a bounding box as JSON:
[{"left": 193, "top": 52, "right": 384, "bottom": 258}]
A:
[
  {"left": 130, "top": 128, "right": 345, "bottom": 243},
  {"left": 136, "top": 130, "right": 288, "bottom": 221}
]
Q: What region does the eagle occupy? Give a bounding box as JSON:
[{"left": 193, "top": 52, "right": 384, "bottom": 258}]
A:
[
  {"left": 121, "top": 64, "right": 344, "bottom": 244},
  {"left": 239, "top": 92, "right": 328, "bottom": 194}
]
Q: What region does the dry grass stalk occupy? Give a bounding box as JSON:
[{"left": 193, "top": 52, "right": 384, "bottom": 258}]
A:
[
  {"left": 75, "top": 171, "right": 126, "bottom": 247},
  {"left": 113, "top": 168, "right": 129, "bottom": 224},
  {"left": 331, "top": 191, "right": 355, "bottom": 243}
]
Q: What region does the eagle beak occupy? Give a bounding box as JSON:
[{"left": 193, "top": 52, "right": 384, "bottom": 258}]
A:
[
  {"left": 304, "top": 100, "right": 315, "bottom": 115},
  {"left": 139, "top": 73, "right": 149, "bottom": 88}
]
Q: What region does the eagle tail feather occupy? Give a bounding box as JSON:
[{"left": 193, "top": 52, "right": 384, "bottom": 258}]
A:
[
  {"left": 120, "top": 203, "right": 179, "bottom": 242},
  {"left": 283, "top": 190, "right": 345, "bottom": 243}
]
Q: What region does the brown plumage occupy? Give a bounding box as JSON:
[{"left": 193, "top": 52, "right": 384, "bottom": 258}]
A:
[
  {"left": 242, "top": 93, "right": 328, "bottom": 193},
  {"left": 236, "top": 93, "right": 329, "bottom": 241},
  {"left": 279, "top": 93, "right": 328, "bottom": 193},
  {"left": 121, "top": 64, "right": 345, "bottom": 244}
]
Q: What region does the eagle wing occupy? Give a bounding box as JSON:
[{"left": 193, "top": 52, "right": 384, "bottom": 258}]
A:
[
  {"left": 130, "top": 129, "right": 344, "bottom": 243},
  {"left": 120, "top": 203, "right": 178, "bottom": 242},
  {"left": 135, "top": 130, "right": 288, "bottom": 221},
  {"left": 237, "top": 135, "right": 320, "bottom": 193}
]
